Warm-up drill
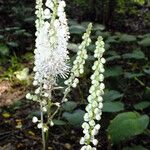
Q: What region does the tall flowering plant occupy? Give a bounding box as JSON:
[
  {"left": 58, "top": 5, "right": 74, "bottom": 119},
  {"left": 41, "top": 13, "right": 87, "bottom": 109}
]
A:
[
  {"left": 26, "top": 0, "right": 105, "bottom": 149},
  {"left": 26, "top": 0, "right": 70, "bottom": 149}
]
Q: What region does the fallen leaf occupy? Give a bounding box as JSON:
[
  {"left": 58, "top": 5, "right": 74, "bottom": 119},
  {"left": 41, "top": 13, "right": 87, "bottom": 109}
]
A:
[{"left": 2, "top": 112, "right": 11, "bottom": 118}]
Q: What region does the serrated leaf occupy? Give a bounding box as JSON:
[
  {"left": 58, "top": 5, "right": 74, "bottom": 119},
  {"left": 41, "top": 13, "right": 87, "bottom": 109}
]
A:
[
  {"left": 134, "top": 101, "right": 150, "bottom": 110},
  {"left": 108, "top": 112, "right": 149, "bottom": 144},
  {"left": 103, "top": 102, "right": 124, "bottom": 112},
  {"left": 63, "top": 109, "right": 85, "bottom": 126},
  {"left": 62, "top": 101, "right": 77, "bottom": 111}
]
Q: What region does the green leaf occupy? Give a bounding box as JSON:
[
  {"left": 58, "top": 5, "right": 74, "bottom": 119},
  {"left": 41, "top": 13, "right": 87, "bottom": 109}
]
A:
[
  {"left": 7, "top": 42, "right": 19, "bottom": 47},
  {"left": 119, "top": 34, "right": 137, "bottom": 42},
  {"left": 134, "top": 101, "right": 150, "bottom": 110},
  {"left": 81, "top": 21, "right": 92, "bottom": 28},
  {"left": 87, "top": 44, "right": 96, "bottom": 52},
  {"left": 122, "top": 49, "right": 145, "bottom": 59},
  {"left": 68, "top": 19, "right": 78, "bottom": 26},
  {"left": 63, "top": 109, "right": 85, "bottom": 126},
  {"left": 123, "top": 145, "right": 148, "bottom": 150},
  {"left": 93, "top": 24, "right": 105, "bottom": 31},
  {"left": 133, "top": 0, "right": 145, "bottom": 5},
  {"left": 143, "top": 68, "right": 150, "bottom": 75},
  {"left": 53, "top": 119, "right": 66, "bottom": 126},
  {"left": 62, "top": 101, "right": 77, "bottom": 112},
  {"left": 67, "top": 43, "right": 79, "bottom": 52},
  {"left": 124, "top": 72, "right": 144, "bottom": 79},
  {"left": 69, "top": 25, "right": 86, "bottom": 35},
  {"left": 0, "top": 35, "right": 4, "bottom": 39},
  {"left": 108, "top": 112, "right": 149, "bottom": 144},
  {"left": 103, "top": 102, "right": 124, "bottom": 112},
  {"left": 106, "top": 55, "right": 121, "bottom": 62},
  {"left": 138, "top": 37, "right": 150, "bottom": 47},
  {"left": 105, "top": 66, "right": 123, "bottom": 78},
  {"left": 96, "top": 31, "right": 111, "bottom": 39},
  {"left": 106, "top": 36, "right": 119, "bottom": 43},
  {"left": 27, "top": 110, "right": 41, "bottom": 119},
  {"left": 0, "top": 43, "right": 9, "bottom": 56},
  {"left": 103, "top": 90, "right": 124, "bottom": 101},
  {"left": 144, "top": 88, "right": 150, "bottom": 101}
]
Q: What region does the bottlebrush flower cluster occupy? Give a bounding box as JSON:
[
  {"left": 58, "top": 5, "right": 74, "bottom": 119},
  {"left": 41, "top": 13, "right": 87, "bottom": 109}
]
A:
[
  {"left": 26, "top": 0, "right": 69, "bottom": 130},
  {"left": 80, "top": 37, "right": 106, "bottom": 150},
  {"left": 34, "top": 0, "right": 70, "bottom": 88}
]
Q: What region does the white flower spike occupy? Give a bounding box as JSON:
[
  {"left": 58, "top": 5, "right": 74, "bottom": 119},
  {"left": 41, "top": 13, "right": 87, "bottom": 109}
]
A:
[{"left": 80, "top": 36, "right": 106, "bottom": 150}]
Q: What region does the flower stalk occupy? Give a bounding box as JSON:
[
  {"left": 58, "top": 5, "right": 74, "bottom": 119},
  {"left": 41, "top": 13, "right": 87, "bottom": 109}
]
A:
[{"left": 80, "top": 37, "right": 106, "bottom": 150}]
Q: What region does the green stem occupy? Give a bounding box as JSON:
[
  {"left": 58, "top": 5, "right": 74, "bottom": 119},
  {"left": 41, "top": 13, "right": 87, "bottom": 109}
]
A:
[
  {"left": 40, "top": 104, "right": 46, "bottom": 150},
  {"left": 45, "top": 130, "right": 49, "bottom": 150},
  {"left": 134, "top": 77, "right": 145, "bottom": 86}
]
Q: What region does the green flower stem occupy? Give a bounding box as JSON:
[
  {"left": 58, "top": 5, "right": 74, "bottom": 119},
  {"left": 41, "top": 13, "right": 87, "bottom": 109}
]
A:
[{"left": 40, "top": 103, "right": 46, "bottom": 150}]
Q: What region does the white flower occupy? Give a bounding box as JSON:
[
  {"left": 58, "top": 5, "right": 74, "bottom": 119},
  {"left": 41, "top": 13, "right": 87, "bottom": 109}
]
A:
[
  {"left": 33, "top": 80, "right": 38, "bottom": 86},
  {"left": 44, "top": 93, "right": 49, "bottom": 97},
  {"left": 32, "top": 116, "right": 38, "bottom": 123},
  {"left": 35, "top": 88, "right": 40, "bottom": 94},
  {"left": 50, "top": 120, "right": 54, "bottom": 126},
  {"left": 37, "top": 123, "right": 43, "bottom": 129},
  {"left": 43, "top": 126, "right": 48, "bottom": 132},
  {"left": 34, "top": 0, "right": 70, "bottom": 88},
  {"left": 26, "top": 93, "right": 32, "bottom": 100},
  {"left": 45, "top": 0, "right": 54, "bottom": 9},
  {"left": 42, "top": 107, "right": 47, "bottom": 112},
  {"left": 95, "top": 124, "right": 101, "bottom": 130},
  {"left": 55, "top": 102, "right": 60, "bottom": 107},
  {"left": 44, "top": 8, "right": 51, "bottom": 19},
  {"left": 80, "top": 137, "right": 85, "bottom": 145},
  {"left": 92, "top": 139, "right": 98, "bottom": 146}
]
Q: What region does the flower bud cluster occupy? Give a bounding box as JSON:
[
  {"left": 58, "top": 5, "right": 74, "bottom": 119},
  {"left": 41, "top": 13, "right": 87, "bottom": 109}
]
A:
[
  {"left": 63, "top": 23, "right": 92, "bottom": 101},
  {"left": 80, "top": 36, "right": 106, "bottom": 150},
  {"left": 35, "top": 0, "right": 44, "bottom": 31}
]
